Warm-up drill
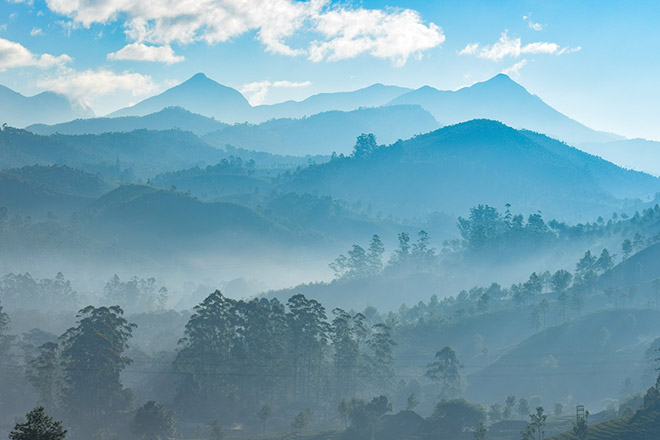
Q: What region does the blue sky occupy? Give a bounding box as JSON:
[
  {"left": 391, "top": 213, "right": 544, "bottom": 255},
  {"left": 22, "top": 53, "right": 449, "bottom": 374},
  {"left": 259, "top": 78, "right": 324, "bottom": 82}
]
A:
[{"left": 1, "top": 0, "right": 658, "bottom": 140}]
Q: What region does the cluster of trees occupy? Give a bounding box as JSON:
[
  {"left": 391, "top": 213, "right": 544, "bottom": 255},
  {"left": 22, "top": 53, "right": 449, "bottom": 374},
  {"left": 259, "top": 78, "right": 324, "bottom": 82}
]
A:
[
  {"left": 0, "top": 272, "right": 78, "bottom": 312},
  {"left": 103, "top": 274, "right": 168, "bottom": 313},
  {"left": 173, "top": 291, "right": 396, "bottom": 420},
  {"left": 456, "top": 204, "right": 660, "bottom": 253},
  {"left": 330, "top": 231, "right": 436, "bottom": 279}
]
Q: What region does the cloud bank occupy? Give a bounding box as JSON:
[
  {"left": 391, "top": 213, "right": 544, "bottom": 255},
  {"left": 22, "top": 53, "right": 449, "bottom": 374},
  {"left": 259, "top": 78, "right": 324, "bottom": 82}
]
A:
[
  {"left": 459, "top": 31, "right": 580, "bottom": 62},
  {"left": 44, "top": 0, "right": 444, "bottom": 65}
]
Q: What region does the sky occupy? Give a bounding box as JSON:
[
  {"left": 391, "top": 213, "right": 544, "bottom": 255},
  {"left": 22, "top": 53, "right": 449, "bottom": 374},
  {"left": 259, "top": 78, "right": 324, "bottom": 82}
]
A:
[{"left": 0, "top": 0, "right": 659, "bottom": 140}]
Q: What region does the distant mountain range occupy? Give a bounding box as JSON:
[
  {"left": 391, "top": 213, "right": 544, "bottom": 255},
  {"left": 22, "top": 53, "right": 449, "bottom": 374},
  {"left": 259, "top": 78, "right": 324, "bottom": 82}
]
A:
[
  {"left": 389, "top": 74, "right": 623, "bottom": 146},
  {"left": 579, "top": 138, "right": 660, "bottom": 176},
  {"left": 0, "top": 85, "right": 93, "bottom": 128}
]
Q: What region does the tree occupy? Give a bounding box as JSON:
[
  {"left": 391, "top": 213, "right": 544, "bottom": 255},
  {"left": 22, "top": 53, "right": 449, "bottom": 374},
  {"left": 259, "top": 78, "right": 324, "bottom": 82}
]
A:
[
  {"left": 353, "top": 133, "right": 378, "bottom": 158},
  {"left": 331, "top": 309, "right": 367, "bottom": 398},
  {"left": 458, "top": 205, "right": 505, "bottom": 250},
  {"left": 530, "top": 406, "right": 547, "bottom": 440},
  {"left": 291, "top": 409, "right": 311, "bottom": 431},
  {"left": 595, "top": 248, "right": 614, "bottom": 273},
  {"left": 9, "top": 406, "right": 66, "bottom": 440},
  {"left": 258, "top": 404, "right": 273, "bottom": 434},
  {"left": 60, "top": 305, "right": 136, "bottom": 429},
  {"left": 621, "top": 239, "right": 633, "bottom": 260},
  {"left": 554, "top": 403, "right": 563, "bottom": 416},
  {"left": 551, "top": 270, "right": 572, "bottom": 296},
  {"left": 405, "top": 393, "right": 419, "bottom": 411},
  {"left": 428, "top": 399, "right": 486, "bottom": 439},
  {"left": 572, "top": 417, "right": 588, "bottom": 440},
  {"left": 473, "top": 422, "right": 487, "bottom": 440},
  {"left": 26, "top": 342, "right": 59, "bottom": 411},
  {"left": 367, "top": 235, "right": 385, "bottom": 274},
  {"left": 517, "top": 398, "right": 530, "bottom": 420},
  {"left": 338, "top": 399, "right": 350, "bottom": 428},
  {"left": 130, "top": 401, "right": 175, "bottom": 440},
  {"left": 208, "top": 420, "right": 223, "bottom": 440},
  {"left": 503, "top": 395, "right": 516, "bottom": 419},
  {"left": 366, "top": 323, "right": 396, "bottom": 393},
  {"left": 426, "top": 346, "right": 463, "bottom": 399},
  {"left": 633, "top": 233, "right": 646, "bottom": 252},
  {"left": 575, "top": 251, "right": 597, "bottom": 284}
]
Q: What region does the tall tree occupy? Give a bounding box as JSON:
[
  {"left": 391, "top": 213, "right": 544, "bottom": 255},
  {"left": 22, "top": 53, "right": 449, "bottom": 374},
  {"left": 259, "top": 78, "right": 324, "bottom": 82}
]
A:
[
  {"left": 331, "top": 309, "right": 366, "bottom": 399},
  {"left": 366, "top": 323, "right": 396, "bottom": 394},
  {"left": 59, "top": 305, "right": 135, "bottom": 430},
  {"left": 130, "top": 401, "right": 175, "bottom": 440},
  {"left": 26, "top": 342, "right": 59, "bottom": 411},
  {"left": 426, "top": 346, "right": 463, "bottom": 399}
]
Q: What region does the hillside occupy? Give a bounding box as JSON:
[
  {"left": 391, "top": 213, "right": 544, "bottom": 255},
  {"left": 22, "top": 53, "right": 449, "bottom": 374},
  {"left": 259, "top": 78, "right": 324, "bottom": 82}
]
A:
[
  {"left": 0, "top": 84, "right": 93, "bottom": 128},
  {"left": 549, "top": 410, "right": 660, "bottom": 440},
  {"left": 203, "top": 105, "right": 439, "bottom": 155},
  {"left": 0, "top": 173, "right": 87, "bottom": 218},
  {"left": 281, "top": 119, "right": 659, "bottom": 221},
  {"left": 2, "top": 165, "right": 113, "bottom": 198},
  {"left": 466, "top": 309, "right": 660, "bottom": 406},
  {"left": 27, "top": 107, "right": 228, "bottom": 136},
  {"left": 84, "top": 185, "right": 292, "bottom": 254},
  {"left": 390, "top": 74, "right": 621, "bottom": 145}
]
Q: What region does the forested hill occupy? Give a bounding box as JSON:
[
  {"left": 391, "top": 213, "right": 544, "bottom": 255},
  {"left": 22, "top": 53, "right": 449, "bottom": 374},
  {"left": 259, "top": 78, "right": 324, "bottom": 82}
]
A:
[{"left": 282, "top": 120, "right": 659, "bottom": 222}]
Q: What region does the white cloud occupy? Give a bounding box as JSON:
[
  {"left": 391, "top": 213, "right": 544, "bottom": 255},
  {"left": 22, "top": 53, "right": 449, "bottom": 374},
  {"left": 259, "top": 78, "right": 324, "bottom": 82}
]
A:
[
  {"left": 459, "top": 31, "right": 580, "bottom": 62},
  {"left": 458, "top": 43, "right": 478, "bottom": 56},
  {"left": 309, "top": 8, "right": 445, "bottom": 66},
  {"left": 107, "top": 43, "right": 184, "bottom": 64},
  {"left": 240, "top": 79, "right": 311, "bottom": 105},
  {"left": 30, "top": 27, "right": 44, "bottom": 36},
  {"left": 0, "top": 37, "right": 71, "bottom": 71},
  {"left": 43, "top": 0, "right": 443, "bottom": 65},
  {"left": 502, "top": 58, "right": 528, "bottom": 78},
  {"left": 37, "top": 68, "right": 156, "bottom": 105},
  {"left": 528, "top": 21, "right": 544, "bottom": 31}
]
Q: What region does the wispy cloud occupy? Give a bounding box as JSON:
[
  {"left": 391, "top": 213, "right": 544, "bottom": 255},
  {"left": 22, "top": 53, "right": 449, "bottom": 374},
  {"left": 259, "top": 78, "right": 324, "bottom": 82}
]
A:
[
  {"left": 107, "top": 43, "right": 184, "bottom": 64},
  {"left": 523, "top": 14, "right": 544, "bottom": 31},
  {"left": 502, "top": 59, "right": 528, "bottom": 78},
  {"left": 0, "top": 37, "right": 71, "bottom": 71},
  {"left": 240, "top": 80, "right": 311, "bottom": 105},
  {"left": 37, "top": 67, "right": 156, "bottom": 105},
  {"left": 459, "top": 31, "right": 580, "bottom": 62},
  {"left": 43, "top": 0, "right": 444, "bottom": 66},
  {"left": 30, "top": 27, "right": 44, "bottom": 36}
]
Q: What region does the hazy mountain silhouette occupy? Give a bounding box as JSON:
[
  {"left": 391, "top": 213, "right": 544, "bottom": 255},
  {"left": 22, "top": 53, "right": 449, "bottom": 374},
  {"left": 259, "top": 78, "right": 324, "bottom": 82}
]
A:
[
  {"left": 202, "top": 105, "right": 439, "bottom": 155},
  {"left": 282, "top": 119, "right": 658, "bottom": 221},
  {"left": 0, "top": 84, "right": 93, "bottom": 128},
  {"left": 579, "top": 138, "right": 660, "bottom": 176},
  {"left": 108, "top": 73, "right": 252, "bottom": 122},
  {"left": 390, "top": 74, "right": 622, "bottom": 145},
  {"left": 27, "top": 106, "right": 228, "bottom": 136},
  {"left": 251, "top": 83, "right": 411, "bottom": 122}
]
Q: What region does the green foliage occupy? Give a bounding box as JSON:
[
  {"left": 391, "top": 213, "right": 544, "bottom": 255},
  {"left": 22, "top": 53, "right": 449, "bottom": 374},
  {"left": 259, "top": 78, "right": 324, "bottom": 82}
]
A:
[
  {"left": 9, "top": 406, "right": 66, "bottom": 440},
  {"left": 426, "top": 346, "right": 463, "bottom": 399},
  {"left": 59, "top": 305, "right": 136, "bottom": 429},
  {"left": 26, "top": 342, "right": 59, "bottom": 411}
]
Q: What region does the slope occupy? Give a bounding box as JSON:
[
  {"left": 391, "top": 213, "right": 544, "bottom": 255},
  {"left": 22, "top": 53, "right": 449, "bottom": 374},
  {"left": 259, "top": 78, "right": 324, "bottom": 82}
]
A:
[
  {"left": 390, "top": 74, "right": 622, "bottom": 145},
  {"left": 202, "top": 105, "right": 439, "bottom": 155},
  {"left": 281, "top": 119, "right": 659, "bottom": 222}
]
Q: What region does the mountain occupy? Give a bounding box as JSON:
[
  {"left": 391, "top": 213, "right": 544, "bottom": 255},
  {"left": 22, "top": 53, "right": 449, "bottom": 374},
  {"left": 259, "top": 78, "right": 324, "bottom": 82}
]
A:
[
  {"left": 251, "top": 83, "right": 412, "bottom": 122},
  {"left": 2, "top": 165, "right": 113, "bottom": 198},
  {"left": 389, "top": 74, "right": 622, "bottom": 146},
  {"left": 281, "top": 119, "right": 659, "bottom": 221},
  {"left": 0, "top": 127, "right": 229, "bottom": 179},
  {"left": 202, "top": 105, "right": 439, "bottom": 155},
  {"left": 579, "top": 138, "right": 660, "bottom": 176},
  {"left": 0, "top": 85, "right": 93, "bottom": 128},
  {"left": 108, "top": 74, "right": 412, "bottom": 124},
  {"left": 27, "top": 107, "right": 228, "bottom": 136},
  {"left": 108, "top": 73, "right": 252, "bottom": 123},
  {"left": 85, "top": 185, "right": 290, "bottom": 254}
]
